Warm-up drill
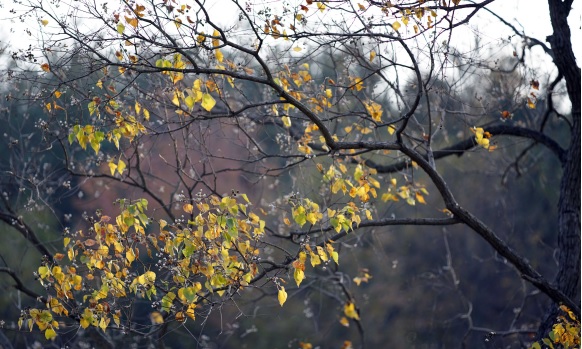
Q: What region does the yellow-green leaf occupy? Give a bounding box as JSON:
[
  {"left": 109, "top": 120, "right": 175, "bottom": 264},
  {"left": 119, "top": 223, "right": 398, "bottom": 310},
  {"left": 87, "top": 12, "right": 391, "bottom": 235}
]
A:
[
  {"left": 45, "top": 327, "right": 57, "bottom": 340},
  {"left": 282, "top": 115, "right": 291, "bottom": 128},
  {"left": 38, "top": 266, "right": 50, "bottom": 279},
  {"left": 184, "top": 95, "right": 195, "bottom": 110},
  {"left": 201, "top": 93, "right": 216, "bottom": 111}
]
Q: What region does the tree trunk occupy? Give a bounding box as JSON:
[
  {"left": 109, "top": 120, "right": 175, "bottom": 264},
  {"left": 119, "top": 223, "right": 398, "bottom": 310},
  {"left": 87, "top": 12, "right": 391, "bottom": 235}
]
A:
[{"left": 537, "top": 0, "right": 581, "bottom": 340}]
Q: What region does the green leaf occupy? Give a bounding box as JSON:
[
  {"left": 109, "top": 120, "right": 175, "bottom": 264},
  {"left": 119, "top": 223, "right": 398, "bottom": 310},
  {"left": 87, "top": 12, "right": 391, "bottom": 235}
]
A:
[
  {"left": 161, "top": 292, "right": 176, "bottom": 312},
  {"left": 548, "top": 331, "right": 555, "bottom": 341},
  {"left": 181, "top": 287, "right": 198, "bottom": 302},
  {"left": 88, "top": 101, "right": 97, "bottom": 116},
  {"left": 542, "top": 338, "right": 554, "bottom": 349}
]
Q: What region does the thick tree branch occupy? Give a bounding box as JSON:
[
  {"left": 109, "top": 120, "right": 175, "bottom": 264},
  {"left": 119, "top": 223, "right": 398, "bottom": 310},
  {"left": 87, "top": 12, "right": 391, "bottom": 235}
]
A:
[
  {"left": 0, "top": 267, "right": 46, "bottom": 303},
  {"left": 399, "top": 144, "right": 580, "bottom": 317},
  {"left": 364, "top": 124, "right": 566, "bottom": 174},
  {"left": 0, "top": 212, "right": 53, "bottom": 259}
]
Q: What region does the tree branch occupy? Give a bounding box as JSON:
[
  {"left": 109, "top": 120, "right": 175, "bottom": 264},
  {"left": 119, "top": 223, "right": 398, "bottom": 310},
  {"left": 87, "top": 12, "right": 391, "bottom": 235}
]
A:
[
  {"left": 364, "top": 124, "right": 566, "bottom": 174},
  {"left": 399, "top": 144, "right": 580, "bottom": 317},
  {"left": 0, "top": 267, "right": 46, "bottom": 303}
]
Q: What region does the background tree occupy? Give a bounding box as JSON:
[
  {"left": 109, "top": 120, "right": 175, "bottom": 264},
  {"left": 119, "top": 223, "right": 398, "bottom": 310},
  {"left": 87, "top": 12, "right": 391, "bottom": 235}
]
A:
[{"left": 0, "top": 0, "right": 579, "bottom": 348}]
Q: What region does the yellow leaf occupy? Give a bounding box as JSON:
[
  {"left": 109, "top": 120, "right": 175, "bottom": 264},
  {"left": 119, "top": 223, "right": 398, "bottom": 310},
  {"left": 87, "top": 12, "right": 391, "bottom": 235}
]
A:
[
  {"left": 350, "top": 77, "right": 364, "bottom": 91},
  {"left": 150, "top": 311, "right": 164, "bottom": 324},
  {"left": 172, "top": 91, "right": 180, "bottom": 106},
  {"left": 309, "top": 251, "right": 321, "bottom": 267},
  {"left": 126, "top": 248, "right": 136, "bottom": 263},
  {"left": 212, "top": 29, "right": 220, "bottom": 48},
  {"left": 45, "top": 327, "right": 57, "bottom": 340},
  {"left": 294, "top": 268, "right": 305, "bottom": 286},
  {"left": 215, "top": 49, "right": 224, "bottom": 63},
  {"left": 282, "top": 115, "right": 291, "bottom": 128},
  {"left": 326, "top": 243, "right": 339, "bottom": 264},
  {"left": 369, "top": 50, "right": 376, "bottom": 61},
  {"left": 197, "top": 32, "right": 206, "bottom": 44},
  {"left": 201, "top": 93, "right": 216, "bottom": 111},
  {"left": 365, "top": 209, "right": 373, "bottom": 220},
  {"left": 415, "top": 192, "right": 426, "bottom": 204},
  {"left": 306, "top": 212, "right": 318, "bottom": 225},
  {"left": 143, "top": 108, "right": 150, "bottom": 120},
  {"left": 365, "top": 100, "right": 383, "bottom": 122},
  {"left": 473, "top": 127, "right": 490, "bottom": 149},
  {"left": 183, "top": 203, "right": 194, "bottom": 213},
  {"left": 125, "top": 16, "right": 138, "bottom": 28},
  {"left": 38, "top": 266, "right": 50, "bottom": 279},
  {"left": 293, "top": 46, "right": 302, "bottom": 52},
  {"left": 184, "top": 95, "right": 195, "bottom": 110},
  {"left": 108, "top": 160, "right": 117, "bottom": 176},
  {"left": 117, "top": 23, "right": 125, "bottom": 34},
  {"left": 316, "top": 246, "right": 328, "bottom": 262},
  {"left": 317, "top": 2, "right": 326, "bottom": 12},
  {"left": 340, "top": 316, "right": 350, "bottom": 327},
  {"left": 98, "top": 316, "right": 109, "bottom": 331},
  {"left": 344, "top": 302, "right": 360, "bottom": 320},
  {"left": 526, "top": 97, "right": 536, "bottom": 109},
  {"left": 96, "top": 79, "right": 103, "bottom": 89},
  {"left": 41, "top": 19, "right": 49, "bottom": 26},
  {"left": 278, "top": 286, "right": 287, "bottom": 306},
  {"left": 388, "top": 125, "right": 396, "bottom": 135},
  {"left": 392, "top": 21, "right": 401, "bottom": 31},
  {"left": 117, "top": 158, "right": 126, "bottom": 174}
]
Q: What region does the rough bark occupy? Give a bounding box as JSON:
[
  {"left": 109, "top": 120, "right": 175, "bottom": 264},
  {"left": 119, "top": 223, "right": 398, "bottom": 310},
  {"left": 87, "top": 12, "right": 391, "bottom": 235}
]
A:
[{"left": 537, "top": 0, "right": 581, "bottom": 340}]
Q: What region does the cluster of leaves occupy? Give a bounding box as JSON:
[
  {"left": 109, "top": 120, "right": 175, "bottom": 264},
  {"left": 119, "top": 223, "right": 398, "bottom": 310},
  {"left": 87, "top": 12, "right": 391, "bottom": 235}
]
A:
[
  {"left": 20, "top": 186, "right": 374, "bottom": 340},
  {"left": 20, "top": 194, "right": 270, "bottom": 339},
  {"left": 530, "top": 306, "right": 581, "bottom": 349}
]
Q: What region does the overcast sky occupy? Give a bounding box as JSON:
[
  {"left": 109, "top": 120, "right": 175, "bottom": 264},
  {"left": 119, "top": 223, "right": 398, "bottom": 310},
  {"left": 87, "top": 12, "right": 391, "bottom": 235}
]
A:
[{"left": 0, "top": 0, "right": 580, "bottom": 74}]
